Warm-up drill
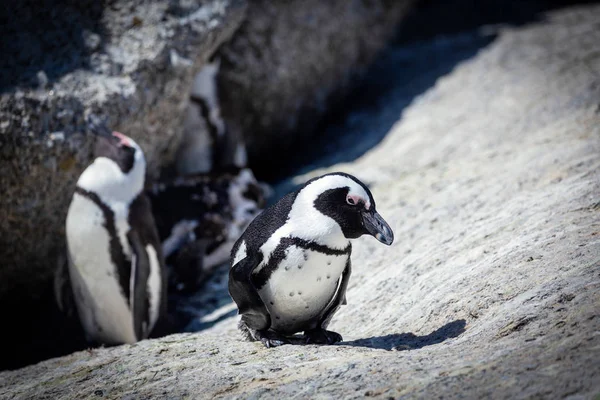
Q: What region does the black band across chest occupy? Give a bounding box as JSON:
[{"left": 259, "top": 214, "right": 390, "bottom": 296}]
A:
[
  {"left": 74, "top": 186, "right": 132, "bottom": 302},
  {"left": 252, "top": 237, "right": 351, "bottom": 289}
]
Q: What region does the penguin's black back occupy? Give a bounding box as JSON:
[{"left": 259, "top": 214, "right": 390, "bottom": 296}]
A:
[
  {"left": 128, "top": 193, "right": 167, "bottom": 320},
  {"left": 232, "top": 190, "right": 299, "bottom": 257}
]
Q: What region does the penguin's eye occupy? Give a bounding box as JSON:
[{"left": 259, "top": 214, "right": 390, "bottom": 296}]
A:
[{"left": 346, "top": 196, "right": 357, "bottom": 206}]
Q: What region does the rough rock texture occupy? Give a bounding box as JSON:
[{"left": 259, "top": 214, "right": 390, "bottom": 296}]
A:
[
  {"left": 0, "top": 0, "right": 246, "bottom": 302},
  {"left": 2, "top": 3, "right": 599, "bottom": 398},
  {"left": 217, "top": 0, "right": 416, "bottom": 178}
]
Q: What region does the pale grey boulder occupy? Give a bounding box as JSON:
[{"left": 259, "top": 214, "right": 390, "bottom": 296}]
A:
[{"left": 1, "top": 3, "right": 599, "bottom": 398}]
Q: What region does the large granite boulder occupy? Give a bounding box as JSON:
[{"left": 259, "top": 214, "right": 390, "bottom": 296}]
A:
[
  {"left": 217, "top": 0, "right": 416, "bottom": 178},
  {"left": 0, "top": 0, "right": 246, "bottom": 302},
  {"left": 2, "top": 3, "right": 598, "bottom": 397}
]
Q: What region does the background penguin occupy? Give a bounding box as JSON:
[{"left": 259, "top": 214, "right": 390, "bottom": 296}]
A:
[
  {"left": 176, "top": 57, "right": 247, "bottom": 176},
  {"left": 148, "top": 167, "right": 269, "bottom": 294},
  {"left": 65, "top": 131, "right": 167, "bottom": 345},
  {"left": 228, "top": 172, "right": 394, "bottom": 347}
]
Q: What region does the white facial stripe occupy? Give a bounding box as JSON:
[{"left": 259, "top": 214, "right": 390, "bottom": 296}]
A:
[
  {"left": 308, "top": 175, "right": 371, "bottom": 210},
  {"left": 76, "top": 135, "right": 146, "bottom": 205},
  {"left": 112, "top": 131, "right": 131, "bottom": 146},
  {"left": 259, "top": 175, "right": 361, "bottom": 262},
  {"left": 306, "top": 175, "right": 369, "bottom": 199}
]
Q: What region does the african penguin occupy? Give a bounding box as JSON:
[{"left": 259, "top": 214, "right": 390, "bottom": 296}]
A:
[
  {"left": 148, "top": 167, "right": 269, "bottom": 293},
  {"left": 65, "top": 131, "right": 167, "bottom": 345},
  {"left": 176, "top": 58, "right": 247, "bottom": 175},
  {"left": 228, "top": 172, "right": 394, "bottom": 347}
]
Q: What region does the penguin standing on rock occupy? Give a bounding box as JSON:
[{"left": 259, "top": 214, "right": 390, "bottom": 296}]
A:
[
  {"left": 65, "top": 131, "right": 167, "bottom": 345},
  {"left": 228, "top": 172, "right": 394, "bottom": 347}
]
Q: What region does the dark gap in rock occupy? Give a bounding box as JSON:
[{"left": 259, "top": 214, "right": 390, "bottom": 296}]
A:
[
  {"left": 249, "top": 0, "right": 600, "bottom": 187},
  {"left": 393, "top": 0, "right": 600, "bottom": 45}
]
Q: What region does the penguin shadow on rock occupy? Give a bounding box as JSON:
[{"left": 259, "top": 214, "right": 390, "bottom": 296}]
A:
[{"left": 341, "top": 319, "right": 467, "bottom": 351}]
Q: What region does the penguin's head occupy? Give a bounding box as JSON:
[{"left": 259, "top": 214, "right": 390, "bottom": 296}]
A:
[
  {"left": 77, "top": 131, "right": 147, "bottom": 203},
  {"left": 303, "top": 172, "right": 394, "bottom": 245}
]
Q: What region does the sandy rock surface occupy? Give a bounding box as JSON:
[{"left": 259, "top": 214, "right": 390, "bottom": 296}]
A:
[{"left": 2, "top": 4, "right": 600, "bottom": 399}]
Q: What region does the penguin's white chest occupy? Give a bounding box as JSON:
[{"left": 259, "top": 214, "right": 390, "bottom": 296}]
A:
[
  {"left": 66, "top": 194, "right": 137, "bottom": 344},
  {"left": 257, "top": 245, "right": 349, "bottom": 333}
]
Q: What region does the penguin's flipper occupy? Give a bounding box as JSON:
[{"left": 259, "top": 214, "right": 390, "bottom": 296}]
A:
[
  {"left": 127, "top": 229, "right": 151, "bottom": 341},
  {"left": 316, "top": 258, "right": 352, "bottom": 331},
  {"left": 228, "top": 255, "right": 271, "bottom": 332},
  {"left": 128, "top": 194, "right": 169, "bottom": 336}
]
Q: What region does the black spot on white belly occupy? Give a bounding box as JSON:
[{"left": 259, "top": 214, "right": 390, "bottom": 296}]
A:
[{"left": 257, "top": 247, "right": 350, "bottom": 333}]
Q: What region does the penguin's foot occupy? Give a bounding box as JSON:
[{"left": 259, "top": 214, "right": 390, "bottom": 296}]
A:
[
  {"left": 304, "top": 329, "right": 343, "bottom": 345},
  {"left": 238, "top": 321, "right": 290, "bottom": 347},
  {"left": 257, "top": 330, "right": 291, "bottom": 348}
]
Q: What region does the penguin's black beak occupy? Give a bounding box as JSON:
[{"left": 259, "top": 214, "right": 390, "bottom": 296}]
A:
[{"left": 362, "top": 210, "right": 394, "bottom": 245}]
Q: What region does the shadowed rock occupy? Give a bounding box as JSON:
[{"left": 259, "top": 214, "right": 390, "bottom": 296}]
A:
[{"left": 217, "top": 0, "right": 416, "bottom": 179}]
